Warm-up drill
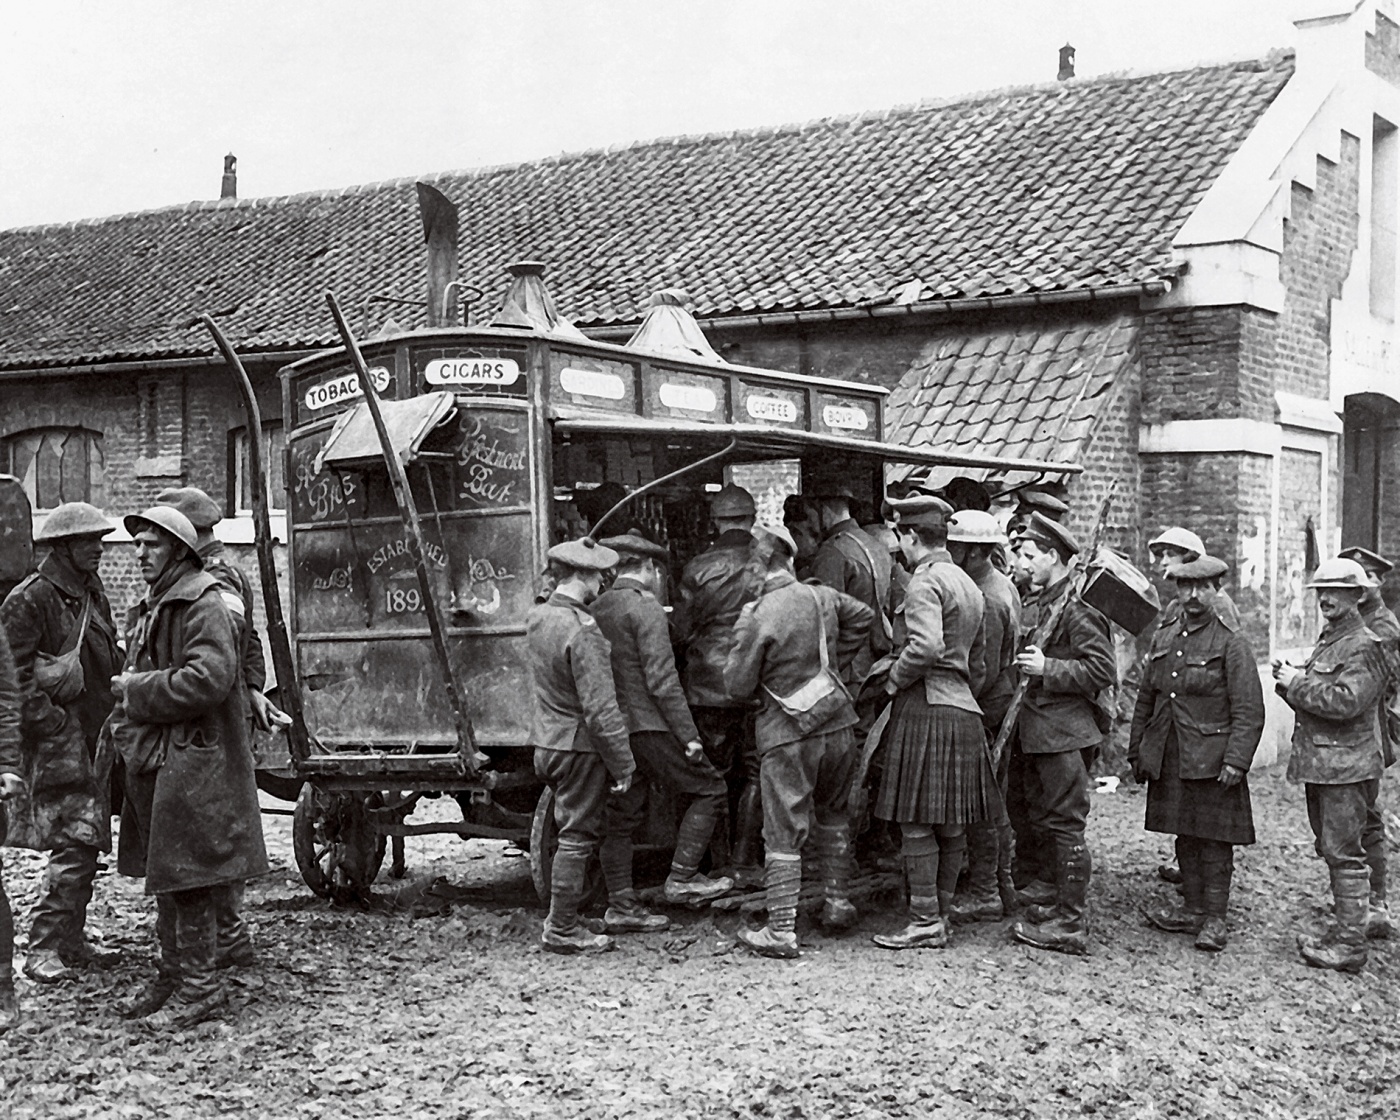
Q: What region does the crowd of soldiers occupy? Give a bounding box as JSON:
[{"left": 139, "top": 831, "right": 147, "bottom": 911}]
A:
[
  {"left": 529, "top": 476, "right": 1397, "bottom": 977},
  {"left": 0, "top": 474, "right": 1393, "bottom": 1033},
  {"left": 0, "top": 490, "right": 279, "bottom": 1031}
]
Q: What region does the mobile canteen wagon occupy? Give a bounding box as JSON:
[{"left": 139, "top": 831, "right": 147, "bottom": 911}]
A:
[{"left": 247, "top": 264, "right": 1080, "bottom": 903}]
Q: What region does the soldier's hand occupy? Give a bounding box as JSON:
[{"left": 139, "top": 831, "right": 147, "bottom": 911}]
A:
[
  {"left": 610, "top": 773, "right": 633, "bottom": 795},
  {"left": 1217, "top": 764, "right": 1245, "bottom": 788},
  {"left": 1014, "top": 645, "right": 1047, "bottom": 676},
  {"left": 883, "top": 677, "right": 899, "bottom": 696},
  {"left": 0, "top": 773, "right": 25, "bottom": 801},
  {"left": 1272, "top": 661, "right": 1300, "bottom": 688},
  {"left": 684, "top": 740, "right": 705, "bottom": 763},
  {"left": 110, "top": 672, "right": 134, "bottom": 700},
  {"left": 250, "top": 691, "right": 291, "bottom": 732}
]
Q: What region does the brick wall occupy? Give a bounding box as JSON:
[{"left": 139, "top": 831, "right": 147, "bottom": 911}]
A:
[
  {"left": 1276, "top": 135, "right": 1362, "bottom": 398},
  {"left": 1139, "top": 307, "right": 1275, "bottom": 424}
]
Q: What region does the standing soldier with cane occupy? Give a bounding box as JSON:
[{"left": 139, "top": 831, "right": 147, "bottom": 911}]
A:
[
  {"left": 1274, "top": 558, "right": 1389, "bottom": 972},
  {"left": 1, "top": 502, "right": 123, "bottom": 982}
]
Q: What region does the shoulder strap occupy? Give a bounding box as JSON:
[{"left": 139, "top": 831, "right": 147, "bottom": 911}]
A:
[
  {"left": 839, "top": 530, "right": 888, "bottom": 608},
  {"left": 810, "top": 585, "right": 830, "bottom": 670}
]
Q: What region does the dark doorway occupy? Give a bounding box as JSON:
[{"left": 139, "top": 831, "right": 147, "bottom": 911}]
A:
[{"left": 1342, "top": 393, "right": 1399, "bottom": 553}]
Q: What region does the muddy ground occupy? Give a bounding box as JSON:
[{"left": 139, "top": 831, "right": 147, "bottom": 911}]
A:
[{"left": 1, "top": 765, "right": 1398, "bottom": 1120}]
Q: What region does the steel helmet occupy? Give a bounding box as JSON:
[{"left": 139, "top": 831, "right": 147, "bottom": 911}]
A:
[
  {"left": 124, "top": 506, "right": 202, "bottom": 564},
  {"left": 1306, "top": 557, "right": 1375, "bottom": 590},
  {"left": 35, "top": 502, "right": 115, "bottom": 542},
  {"left": 710, "top": 484, "right": 756, "bottom": 519},
  {"left": 754, "top": 523, "right": 798, "bottom": 559},
  {"left": 947, "top": 509, "right": 1007, "bottom": 545},
  {"left": 1148, "top": 527, "right": 1205, "bottom": 558}
]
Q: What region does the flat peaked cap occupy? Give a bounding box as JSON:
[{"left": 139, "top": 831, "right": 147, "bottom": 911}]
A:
[
  {"left": 1018, "top": 489, "right": 1069, "bottom": 518},
  {"left": 35, "top": 502, "right": 115, "bottom": 542},
  {"left": 1339, "top": 545, "right": 1394, "bottom": 575},
  {"left": 1018, "top": 511, "right": 1080, "bottom": 558},
  {"left": 1169, "top": 555, "right": 1229, "bottom": 581},
  {"left": 887, "top": 494, "right": 953, "bottom": 529},
  {"left": 155, "top": 486, "right": 223, "bottom": 530},
  {"left": 547, "top": 537, "right": 619, "bottom": 571},
  {"left": 947, "top": 509, "right": 1007, "bottom": 545},
  {"left": 1149, "top": 526, "right": 1205, "bottom": 558},
  {"left": 710, "top": 484, "right": 756, "bottom": 518},
  {"left": 599, "top": 531, "right": 669, "bottom": 562}
]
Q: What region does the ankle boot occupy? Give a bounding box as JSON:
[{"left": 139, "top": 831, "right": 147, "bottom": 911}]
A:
[
  {"left": 737, "top": 855, "right": 801, "bottom": 958},
  {"left": 1194, "top": 843, "right": 1233, "bottom": 952},
  {"left": 814, "top": 823, "right": 857, "bottom": 930},
  {"left": 873, "top": 836, "right": 948, "bottom": 949},
  {"left": 1366, "top": 893, "right": 1393, "bottom": 941},
  {"left": 730, "top": 784, "right": 765, "bottom": 881},
  {"left": 1013, "top": 842, "right": 1090, "bottom": 955},
  {"left": 1144, "top": 836, "right": 1205, "bottom": 934},
  {"left": 603, "top": 890, "right": 670, "bottom": 933},
  {"left": 949, "top": 822, "right": 1003, "bottom": 923},
  {"left": 1299, "top": 867, "right": 1370, "bottom": 973},
  {"left": 544, "top": 840, "right": 611, "bottom": 951}
]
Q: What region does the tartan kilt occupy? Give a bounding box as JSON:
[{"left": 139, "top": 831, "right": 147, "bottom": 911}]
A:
[
  {"left": 874, "top": 688, "right": 996, "bottom": 825},
  {"left": 1145, "top": 727, "right": 1255, "bottom": 845}
]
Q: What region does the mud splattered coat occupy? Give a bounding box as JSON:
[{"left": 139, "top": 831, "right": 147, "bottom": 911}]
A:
[{"left": 117, "top": 565, "right": 269, "bottom": 893}]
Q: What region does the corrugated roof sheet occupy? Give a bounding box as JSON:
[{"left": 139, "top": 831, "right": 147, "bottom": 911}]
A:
[
  {"left": 884, "top": 314, "right": 1138, "bottom": 477},
  {"left": 0, "top": 52, "right": 1292, "bottom": 370}
]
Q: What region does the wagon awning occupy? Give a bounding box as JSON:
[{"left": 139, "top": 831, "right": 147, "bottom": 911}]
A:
[
  {"left": 315, "top": 391, "right": 457, "bottom": 472},
  {"left": 550, "top": 411, "right": 1081, "bottom": 475}
]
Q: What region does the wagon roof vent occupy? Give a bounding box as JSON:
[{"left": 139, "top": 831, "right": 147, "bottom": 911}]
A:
[
  {"left": 624, "top": 288, "right": 728, "bottom": 364},
  {"left": 489, "top": 261, "right": 588, "bottom": 340}
]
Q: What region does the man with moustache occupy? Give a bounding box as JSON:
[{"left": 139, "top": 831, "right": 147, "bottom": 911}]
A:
[
  {"left": 1275, "top": 558, "right": 1390, "bottom": 972},
  {"left": 1, "top": 502, "right": 123, "bottom": 982}
]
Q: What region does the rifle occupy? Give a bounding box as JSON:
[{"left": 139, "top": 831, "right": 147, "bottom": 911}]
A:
[{"left": 989, "top": 485, "right": 1115, "bottom": 772}]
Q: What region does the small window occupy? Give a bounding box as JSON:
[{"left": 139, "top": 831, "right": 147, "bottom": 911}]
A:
[
  {"left": 230, "top": 423, "right": 287, "bottom": 514},
  {"left": 2, "top": 427, "right": 106, "bottom": 511}
]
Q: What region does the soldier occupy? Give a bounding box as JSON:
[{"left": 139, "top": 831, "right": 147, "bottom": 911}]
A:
[
  {"left": 1008, "top": 513, "right": 1117, "bottom": 955},
  {"left": 527, "top": 537, "right": 635, "bottom": 954},
  {"left": 810, "top": 481, "right": 893, "bottom": 687},
  {"left": 672, "top": 483, "right": 763, "bottom": 883},
  {"left": 113, "top": 507, "right": 268, "bottom": 1026},
  {"left": 1008, "top": 488, "right": 1069, "bottom": 539},
  {"left": 592, "top": 532, "right": 734, "bottom": 931},
  {"left": 724, "top": 525, "right": 872, "bottom": 958},
  {"left": 782, "top": 495, "right": 823, "bottom": 580},
  {"left": 1149, "top": 527, "right": 1241, "bottom": 629},
  {"left": 945, "top": 509, "right": 1021, "bottom": 921},
  {"left": 0, "top": 502, "right": 123, "bottom": 983},
  {"left": 155, "top": 487, "right": 288, "bottom": 971},
  {"left": 869, "top": 496, "right": 990, "bottom": 950},
  {"left": 1129, "top": 556, "right": 1265, "bottom": 951},
  {"left": 0, "top": 624, "right": 24, "bottom": 1031},
  {"left": 1338, "top": 545, "right": 1398, "bottom": 939},
  {"left": 1274, "top": 558, "right": 1390, "bottom": 973}
]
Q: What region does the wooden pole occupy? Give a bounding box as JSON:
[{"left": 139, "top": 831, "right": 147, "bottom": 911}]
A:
[
  {"left": 200, "top": 316, "right": 311, "bottom": 765},
  {"left": 324, "top": 293, "right": 485, "bottom": 775}
]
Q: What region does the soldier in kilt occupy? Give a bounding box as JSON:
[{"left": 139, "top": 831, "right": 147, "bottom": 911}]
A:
[
  {"left": 1129, "top": 556, "right": 1265, "bottom": 951},
  {"left": 870, "top": 495, "right": 994, "bottom": 951}
]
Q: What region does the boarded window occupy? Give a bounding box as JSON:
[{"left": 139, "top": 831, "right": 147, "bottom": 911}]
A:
[
  {"left": 230, "top": 423, "right": 287, "bottom": 513},
  {"left": 2, "top": 428, "right": 106, "bottom": 510}
]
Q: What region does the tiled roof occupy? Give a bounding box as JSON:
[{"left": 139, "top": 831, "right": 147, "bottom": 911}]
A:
[
  {"left": 0, "top": 52, "right": 1293, "bottom": 370},
  {"left": 884, "top": 314, "right": 1138, "bottom": 479}
]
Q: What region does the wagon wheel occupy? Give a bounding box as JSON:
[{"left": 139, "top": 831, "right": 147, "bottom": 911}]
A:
[
  {"left": 528, "top": 786, "right": 606, "bottom": 910},
  {"left": 293, "top": 787, "right": 388, "bottom": 903}
]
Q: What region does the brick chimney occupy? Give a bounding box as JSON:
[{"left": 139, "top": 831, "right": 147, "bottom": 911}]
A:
[
  {"left": 1058, "top": 43, "right": 1076, "bottom": 81},
  {"left": 220, "top": 153, "right": 237, "bottom": 199}
]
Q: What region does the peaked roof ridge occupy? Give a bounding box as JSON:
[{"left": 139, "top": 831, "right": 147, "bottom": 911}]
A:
[{"left": 0, "top": 47, "right": 1296, "bottom": 238}]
